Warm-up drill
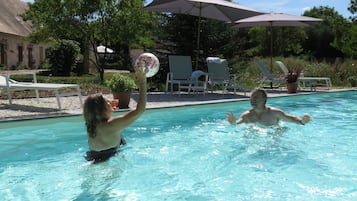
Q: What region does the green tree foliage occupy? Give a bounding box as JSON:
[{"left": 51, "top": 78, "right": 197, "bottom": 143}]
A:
[
  {"left": 158, "top": 14, "right": 251, "bottom": 69},
  {"left": 349, "top": 0, "right": 357, "bottom": 22},
  {"left": 244, "top": 27, "right": 307, "bottom": 58},
  {"left": 46, "top": 39, "right": 80, "bottom": 76},
  {"left": 338, "top": 24, "right": 357, "bottom": 59},
  {"left": 346, "top": 1, "right": 357, "bottom": 59},
  {"left": 158, "top": 13, "right": 309, "bottom": 69},
  {"left": 21, "top": 0, "right": 157, "bottom": 82},
  {"left": 303, "top": 6, "right": 354, "bottom": 59}
]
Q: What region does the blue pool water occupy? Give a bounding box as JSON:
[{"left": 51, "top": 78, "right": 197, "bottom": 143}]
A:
[{"left": 0, "top": 91, "right": 356, "bottom": 200}]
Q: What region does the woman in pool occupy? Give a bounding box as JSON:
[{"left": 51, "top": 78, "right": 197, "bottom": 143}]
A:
[
  {"left": 83, "top": 70, "right": 146, "bottom": 163},
  {"left": 227, "top": 88, "right": 311, "bottom": 126}
]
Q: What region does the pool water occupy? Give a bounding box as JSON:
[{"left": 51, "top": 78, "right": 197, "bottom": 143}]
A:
[{"left": 0, "top": 91, "right": 356, "bottom": 200}]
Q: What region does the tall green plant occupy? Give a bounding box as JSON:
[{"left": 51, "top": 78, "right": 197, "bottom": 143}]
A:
[{"left": 46, "top": 39, "right": 80, "bottom": 76}]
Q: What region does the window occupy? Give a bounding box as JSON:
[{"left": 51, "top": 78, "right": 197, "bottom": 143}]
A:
[
  {"left": 18, "top": 45, "right": 23, "bottom": 63},
  {"left": 0, "top": 43, "right": 5, "bottom": 65}
]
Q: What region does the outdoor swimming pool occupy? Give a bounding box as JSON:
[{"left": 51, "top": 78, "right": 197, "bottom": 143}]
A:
[{"left": 0, "top": 91, "right": 356, "bottom": 200}]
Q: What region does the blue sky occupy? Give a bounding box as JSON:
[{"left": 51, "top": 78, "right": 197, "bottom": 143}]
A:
[
  {"left": 234, "top": 0, "right": 352, "bottom": 19},
  {"left": 22, "top": 0, "right": 353, "bottom": 19}
]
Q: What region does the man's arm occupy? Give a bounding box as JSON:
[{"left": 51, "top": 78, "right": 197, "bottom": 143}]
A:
[
  {"left": 275, "top": 109, "right": 312, "bottom": 125},
  {"left": 227, "top": 111, "right": 247, "bottom": 125}
]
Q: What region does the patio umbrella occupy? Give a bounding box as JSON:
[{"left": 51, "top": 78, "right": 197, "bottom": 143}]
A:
[
  {"left": 234, "top": 12, "right": 322, "bottom": 85},
  {"left": 144, "top": 0, "right": 263, "bottom": 68}
]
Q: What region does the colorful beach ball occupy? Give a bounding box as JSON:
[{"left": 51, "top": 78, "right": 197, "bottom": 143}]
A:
[{"left": 135, "top": 53, "right": 160, "bottom": 78}]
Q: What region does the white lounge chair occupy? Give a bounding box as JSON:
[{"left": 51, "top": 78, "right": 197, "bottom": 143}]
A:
[
  {"left": 276, "top": 61, "right": 332, "bottom": 90},
  {"left": 255, "top": 61, "right": 285, "bottom": 88},
  {"left": 207, "top": 57, "right": 245, "bottom": 95},
  {"left": 0, "top": 72, "right": 82, "bottom": 110},
  {"left": 166, "top": 55, "right": 208, "bottom": 94}
]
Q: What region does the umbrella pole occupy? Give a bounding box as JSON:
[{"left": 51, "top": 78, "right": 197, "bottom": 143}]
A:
[
  {"left": 270, "top": 24, "right": 273, "bottom": 88},
  {"left": 195, "top": 3, "right": 202, "bottom": 70},
  {"left": 195, "top": 17, "right": 201, "bottom": 70}
]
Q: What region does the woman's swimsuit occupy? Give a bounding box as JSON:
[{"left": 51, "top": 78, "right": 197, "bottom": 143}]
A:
[{"left": 85, "top": 137, "right": 126, "bottom": 164}]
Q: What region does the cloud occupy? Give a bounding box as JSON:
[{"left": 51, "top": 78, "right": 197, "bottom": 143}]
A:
[{"left": 302, "top": 6, "right": 311, "bottom": 13}]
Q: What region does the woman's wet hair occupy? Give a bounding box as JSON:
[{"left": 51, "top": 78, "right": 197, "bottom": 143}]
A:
[{"left": 83, "top": 94, "right": 108, "bottom": 138}]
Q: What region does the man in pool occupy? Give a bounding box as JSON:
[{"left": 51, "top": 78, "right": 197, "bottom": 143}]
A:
[
  {"left": 83, "top": 69, "right": 146, "bottom": 163},
  {"left": 227, "top": 88, "right": 311, "bottom": 126}
]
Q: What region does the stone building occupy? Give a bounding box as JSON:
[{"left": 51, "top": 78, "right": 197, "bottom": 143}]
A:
[{"left": 0, "top": 0, "right": 47, "bottom": 70}]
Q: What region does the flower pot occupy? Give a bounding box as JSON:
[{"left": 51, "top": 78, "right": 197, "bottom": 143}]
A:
[
  {"left": 287, "top": 82, "right": 298, "bottom": 93},
  {"left": 113, "top": 92, "right": 132, "bottom": 109}
]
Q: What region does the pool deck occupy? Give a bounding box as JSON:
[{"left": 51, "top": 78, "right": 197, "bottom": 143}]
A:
[{"left": 0, "top": 88, "right": 354, "bottom": 121}]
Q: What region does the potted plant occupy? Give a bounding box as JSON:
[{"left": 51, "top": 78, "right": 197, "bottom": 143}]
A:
[
  {"left": 347, "top": 76, "right": 357, "bottom": 87},
  {"left": 284, "top": 62, "right": 303, "bottom": 93},
  {"left": 106, "top": 73, "right": 136, "bottom": 109}
]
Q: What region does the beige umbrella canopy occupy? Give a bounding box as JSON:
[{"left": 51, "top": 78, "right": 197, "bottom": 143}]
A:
[
  {"left": 234, "top": 12, "right": 322, "bottom": 28},
  {"left": 234, "top": 12, "right": 323, "bottom": 81},
  {"left": 144, "top": 0, "right": 263, "bottom": 68},
  {"left": 145, "top": 0, "right": 263, "bottom": 22}
]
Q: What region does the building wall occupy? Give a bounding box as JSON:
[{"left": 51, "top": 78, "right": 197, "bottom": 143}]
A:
[{"left": 0, "top": 32, "right": 47, "bottom": 70}]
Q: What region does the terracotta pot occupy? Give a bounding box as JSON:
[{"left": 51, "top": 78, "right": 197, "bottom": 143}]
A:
[
  {"left": 287, "top": 82, "right": 298, "bottom": 93},
  {"left": 112, "top": 92, "right": 132, "bottom": 109}
]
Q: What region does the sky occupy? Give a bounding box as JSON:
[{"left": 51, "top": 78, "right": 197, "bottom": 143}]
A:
[
  {"left": 234, "top": 0, "right": 352, "bottom": 19},
  {"left": 22, "top": 0, "right": 353, "bottom": 19}
]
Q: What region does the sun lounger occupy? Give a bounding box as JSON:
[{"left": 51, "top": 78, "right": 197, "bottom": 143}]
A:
[
  {"left": 207, "top": 57, "right": 245, "bottom": 95},
  {"left": 276, "top": 61, "right": 332, "bottom": 90},
  {"left": 255, "top": 61, "right": 285, "bottom": 89},
  {"left": 166, "top": 55, "right": 208, "bottom": 94},
  {"left": 0, "top": 72, "right": 82, "bottom": 110}
]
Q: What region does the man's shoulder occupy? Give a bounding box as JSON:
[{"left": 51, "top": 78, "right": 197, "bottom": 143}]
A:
[
  {"left": 266, "top": 107, "right": 286, "bottom": 117},
  {"left": 267, "top": 106, "right": 283, "bottom": 112},
  {"left": 240, "top": 110, "right": 253, "bottom": 118}
]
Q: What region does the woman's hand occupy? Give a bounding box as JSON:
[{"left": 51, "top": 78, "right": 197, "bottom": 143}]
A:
[
  {"left": 110, "top": 99, "right": 119, "bottom": 110},
  {"left": 135, "top": 66, "right": 147, "bottom": 83}
]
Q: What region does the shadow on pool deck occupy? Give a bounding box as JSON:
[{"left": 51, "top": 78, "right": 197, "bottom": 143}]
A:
[{"left": 133, "top": 91, "right": 249, "bottom": 103}]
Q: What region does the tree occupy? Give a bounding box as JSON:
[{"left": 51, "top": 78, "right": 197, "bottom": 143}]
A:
[
  {"left": 303, "top": 6, "right": 347, "bottom": 59},
  {"left": 244, "top": 26, "right": 307, "bottom": 58},
  {"left": 158, "top": 14, "right": 250, "bottom": 69},
  {"left": 349, "top": 0, "right": 357, "bottom": 22},
  {"left": 347, "top": 1, "right": 357, "bottom": 59},
  {"left": 21, "top": 0, "right": 157, "bottom": 82}
]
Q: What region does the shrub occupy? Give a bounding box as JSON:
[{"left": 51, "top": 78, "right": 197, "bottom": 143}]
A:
[
  {"left": 46, "top": 39, "right": 80, "bottom": 76},
  {"left": 105, "top": 73, "right": 136, "bottom": 92}
]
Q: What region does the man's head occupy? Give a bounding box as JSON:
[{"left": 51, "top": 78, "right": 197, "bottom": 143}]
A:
[{"left": 250, "top": 88, "right": 267, "bottom": 107}]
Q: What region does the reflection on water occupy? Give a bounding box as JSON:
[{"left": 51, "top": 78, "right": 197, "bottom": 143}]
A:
[
  {"left": 235, "top": 124, "right": 302, "bottom": 173},
  {"left": 77, "top": 162, "right": 126, "bottom": 201},
  {"left": 243, "top": 124, "right": 289, "bottom": 137},
  {"left": 1, "top": 91, "right": 356, "bottom": 200}
]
